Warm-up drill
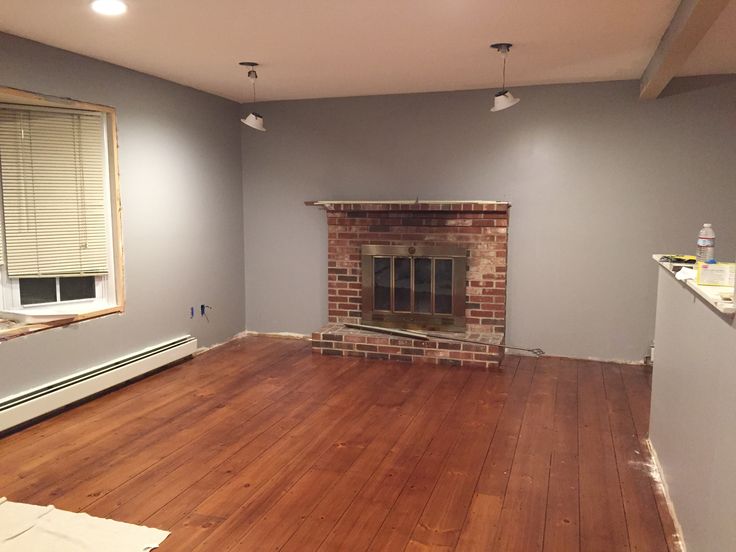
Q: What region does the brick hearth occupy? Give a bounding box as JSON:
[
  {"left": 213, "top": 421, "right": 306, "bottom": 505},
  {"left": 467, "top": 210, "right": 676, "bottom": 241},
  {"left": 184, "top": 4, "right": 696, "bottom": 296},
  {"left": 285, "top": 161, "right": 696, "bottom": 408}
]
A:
[
  {"left": 312, "top": 324, "right": 504, "bottom": 369},
  {"left": 309, "top": 200, "right": 509, "bottom": 369}
]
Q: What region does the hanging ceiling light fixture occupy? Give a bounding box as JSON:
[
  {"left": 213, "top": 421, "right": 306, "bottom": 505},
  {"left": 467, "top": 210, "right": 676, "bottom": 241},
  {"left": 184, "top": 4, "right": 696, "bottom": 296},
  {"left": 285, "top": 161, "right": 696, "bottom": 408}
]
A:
[
  {"left": 490, "top": 43, "right": 520, "bottom": 112},
  {"left": 240, "top": 62, "right": 266, "bottom": 132}
]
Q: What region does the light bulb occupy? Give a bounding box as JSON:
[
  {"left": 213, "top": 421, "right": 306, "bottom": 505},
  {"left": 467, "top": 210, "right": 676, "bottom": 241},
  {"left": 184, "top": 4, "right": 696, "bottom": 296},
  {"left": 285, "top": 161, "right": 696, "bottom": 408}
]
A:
[{"left": 91, "top": 0, "right": 128, "bottom": 16}]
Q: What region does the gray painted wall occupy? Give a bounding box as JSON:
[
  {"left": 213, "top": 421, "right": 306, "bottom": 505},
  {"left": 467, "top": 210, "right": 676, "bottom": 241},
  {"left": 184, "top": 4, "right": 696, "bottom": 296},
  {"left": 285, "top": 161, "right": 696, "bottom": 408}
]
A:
[
  {"left": 650, "top": 267, "right": 736, "bottom": 551},
  {"left": 242, "top": 77, "right": 736, "bottom": 362},
  {"left": 0, "top": 33, "right": 245, "bottom": 396}
]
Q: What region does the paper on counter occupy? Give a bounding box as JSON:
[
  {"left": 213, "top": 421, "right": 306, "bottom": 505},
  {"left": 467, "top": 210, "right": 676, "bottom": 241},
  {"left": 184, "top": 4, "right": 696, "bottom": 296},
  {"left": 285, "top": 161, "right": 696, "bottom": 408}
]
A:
[{"left": 675, "top": 267, "right": 696, "bottom": 281}]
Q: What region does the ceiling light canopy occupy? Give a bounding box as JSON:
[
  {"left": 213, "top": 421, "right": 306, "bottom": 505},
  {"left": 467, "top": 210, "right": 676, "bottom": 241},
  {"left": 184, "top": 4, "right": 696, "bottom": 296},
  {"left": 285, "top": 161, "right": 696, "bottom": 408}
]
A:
[
  {"left": 490, "top": 43, "right": 520, "bottom": 112},
  {"left": 90, "top": 0, "right": 128, "bottom": 16},
  {"left": 240, "top": 62, "right": 266, "bottom": 132}
]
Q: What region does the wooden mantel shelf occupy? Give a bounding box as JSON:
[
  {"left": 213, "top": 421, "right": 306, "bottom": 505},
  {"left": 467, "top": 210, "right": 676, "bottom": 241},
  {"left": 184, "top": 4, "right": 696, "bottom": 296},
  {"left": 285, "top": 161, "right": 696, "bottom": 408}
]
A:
[{"left": 305, "top": 200, "right": 510, "bottom": 212}]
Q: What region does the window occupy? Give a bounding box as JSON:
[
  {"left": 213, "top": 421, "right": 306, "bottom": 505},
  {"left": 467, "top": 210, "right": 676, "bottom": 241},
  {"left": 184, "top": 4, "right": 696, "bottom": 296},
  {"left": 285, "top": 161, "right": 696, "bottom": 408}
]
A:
[
  {"left": 0, "top": 87, "right": 123, "bottom": 339},
  {"left": 19, "top": 276, "right": 97, "bottom": 306}
]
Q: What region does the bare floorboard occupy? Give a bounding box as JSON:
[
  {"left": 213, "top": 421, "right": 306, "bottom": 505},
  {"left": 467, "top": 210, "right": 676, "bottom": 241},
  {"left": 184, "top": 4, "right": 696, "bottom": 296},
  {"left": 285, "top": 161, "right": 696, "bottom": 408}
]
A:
[{"left": 0, "top": 337, "right": 678, "bottom": 551}]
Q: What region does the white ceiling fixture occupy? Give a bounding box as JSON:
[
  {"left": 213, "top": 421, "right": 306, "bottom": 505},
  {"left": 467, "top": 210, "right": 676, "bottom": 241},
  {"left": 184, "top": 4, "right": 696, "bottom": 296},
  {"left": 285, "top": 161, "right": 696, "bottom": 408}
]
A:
[
  {"left": 489, "top": 43, "right": 520, "bottom": 112},
  {"left": 0, "top": 1, "right": 733, "bottom": 102},
  {"left": 90, "top": 0, "right": 127, "bottom": 16},
  {"left": 240, "top": 62, "right": 266, "bottom": 132}
]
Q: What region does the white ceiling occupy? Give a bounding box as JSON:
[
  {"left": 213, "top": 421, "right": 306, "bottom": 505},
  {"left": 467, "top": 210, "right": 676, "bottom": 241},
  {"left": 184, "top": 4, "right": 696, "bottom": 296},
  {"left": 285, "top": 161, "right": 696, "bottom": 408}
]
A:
[{"left": 0, "top": 0, "right": 734, "bottom": 103}]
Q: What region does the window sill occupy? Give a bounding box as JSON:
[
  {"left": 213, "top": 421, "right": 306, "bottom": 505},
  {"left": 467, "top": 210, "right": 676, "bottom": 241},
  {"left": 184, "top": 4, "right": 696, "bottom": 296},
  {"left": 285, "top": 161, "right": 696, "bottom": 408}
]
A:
[
  {"left": 0, "top": 305, "right": 123, "bottom": 341},
  {"left": 1, "top": 302, "right": 111, "bottom": 323}
]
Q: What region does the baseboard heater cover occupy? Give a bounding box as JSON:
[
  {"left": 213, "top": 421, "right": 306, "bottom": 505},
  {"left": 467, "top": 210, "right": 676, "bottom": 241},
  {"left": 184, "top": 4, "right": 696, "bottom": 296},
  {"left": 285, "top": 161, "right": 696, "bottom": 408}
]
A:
[{"left": 0, "top": 335, "right": 197, "bottom": 433}]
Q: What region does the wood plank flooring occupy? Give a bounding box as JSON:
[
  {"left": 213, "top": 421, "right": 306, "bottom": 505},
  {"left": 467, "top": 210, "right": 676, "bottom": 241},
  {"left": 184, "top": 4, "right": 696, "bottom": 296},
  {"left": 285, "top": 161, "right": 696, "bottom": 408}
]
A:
[{"left": 0, "top": 336, "right": 677, "bottom": 551}]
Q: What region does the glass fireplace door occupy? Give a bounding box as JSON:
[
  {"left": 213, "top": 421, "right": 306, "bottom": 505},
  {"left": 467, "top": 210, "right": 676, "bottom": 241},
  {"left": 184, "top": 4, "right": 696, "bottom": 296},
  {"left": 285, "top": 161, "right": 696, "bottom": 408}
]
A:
[{"left": 362, "top": 245, "right": 466, "bottom": 332}]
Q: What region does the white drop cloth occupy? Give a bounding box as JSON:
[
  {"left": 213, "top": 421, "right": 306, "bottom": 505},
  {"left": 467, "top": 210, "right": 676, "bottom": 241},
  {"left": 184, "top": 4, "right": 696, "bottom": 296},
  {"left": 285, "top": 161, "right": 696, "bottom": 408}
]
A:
[{"left": 0, "top": 497, "right": 169, "bottom": 551}]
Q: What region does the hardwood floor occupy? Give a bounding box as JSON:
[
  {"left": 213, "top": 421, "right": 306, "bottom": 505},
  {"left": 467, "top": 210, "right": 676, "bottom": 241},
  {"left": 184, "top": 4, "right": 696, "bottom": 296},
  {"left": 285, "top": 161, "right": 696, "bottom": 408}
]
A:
[{"left": 0, "top": 336, "right": 677, "bottom": 551}]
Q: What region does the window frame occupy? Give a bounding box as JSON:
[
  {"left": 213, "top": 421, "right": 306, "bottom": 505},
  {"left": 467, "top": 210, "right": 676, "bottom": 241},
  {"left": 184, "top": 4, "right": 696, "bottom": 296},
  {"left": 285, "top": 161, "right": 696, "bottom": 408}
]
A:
[{"left": 0, "top": 86, "right": 125, "bottom": 341}]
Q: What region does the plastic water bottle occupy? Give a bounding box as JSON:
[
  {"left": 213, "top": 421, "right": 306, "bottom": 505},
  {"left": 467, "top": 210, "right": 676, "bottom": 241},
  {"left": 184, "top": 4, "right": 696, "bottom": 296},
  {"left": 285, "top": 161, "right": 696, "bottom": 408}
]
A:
[{"left": 696, "top": 223, "right": 715, "bottom": 262}]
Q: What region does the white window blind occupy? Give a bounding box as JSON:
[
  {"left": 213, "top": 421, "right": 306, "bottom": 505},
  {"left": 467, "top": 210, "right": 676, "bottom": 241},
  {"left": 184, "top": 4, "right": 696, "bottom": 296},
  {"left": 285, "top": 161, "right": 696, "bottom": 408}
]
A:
[{"left": 0, "top": 107, "right": 108, "bottom": 277}]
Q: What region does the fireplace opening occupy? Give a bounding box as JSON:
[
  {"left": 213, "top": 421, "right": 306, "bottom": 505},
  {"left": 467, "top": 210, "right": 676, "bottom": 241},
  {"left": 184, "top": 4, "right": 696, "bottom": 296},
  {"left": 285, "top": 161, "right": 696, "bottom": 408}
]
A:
[{"left": 361, "top": 245, "right": 466, "bottom": 332}]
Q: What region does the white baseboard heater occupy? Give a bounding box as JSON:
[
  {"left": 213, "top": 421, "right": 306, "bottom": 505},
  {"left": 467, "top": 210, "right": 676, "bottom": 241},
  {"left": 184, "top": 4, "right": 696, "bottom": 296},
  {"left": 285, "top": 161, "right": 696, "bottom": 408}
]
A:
[{"left": 0, "top": 335, "right": 197, "bottom": 434}]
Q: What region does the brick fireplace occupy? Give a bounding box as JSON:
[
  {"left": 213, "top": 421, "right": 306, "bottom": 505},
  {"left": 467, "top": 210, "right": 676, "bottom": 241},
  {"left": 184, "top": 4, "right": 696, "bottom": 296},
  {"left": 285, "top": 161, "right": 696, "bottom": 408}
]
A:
[{"left": 309, "top": 201, "right": 509, "bottom": 369}]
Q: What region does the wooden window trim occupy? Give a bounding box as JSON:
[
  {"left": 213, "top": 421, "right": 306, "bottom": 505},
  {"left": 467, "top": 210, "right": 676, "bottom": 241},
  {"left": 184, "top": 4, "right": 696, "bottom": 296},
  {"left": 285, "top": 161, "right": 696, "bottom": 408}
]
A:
[{"left": 0, "top": 86, "right": 125, "bottom": 341}]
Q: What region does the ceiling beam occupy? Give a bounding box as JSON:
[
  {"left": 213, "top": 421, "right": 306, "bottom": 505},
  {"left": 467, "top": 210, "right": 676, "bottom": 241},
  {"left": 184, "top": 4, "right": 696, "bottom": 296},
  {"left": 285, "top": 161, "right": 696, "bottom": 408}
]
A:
[{"left": 640, "top": 0, "right": 731, "bottom": 99}]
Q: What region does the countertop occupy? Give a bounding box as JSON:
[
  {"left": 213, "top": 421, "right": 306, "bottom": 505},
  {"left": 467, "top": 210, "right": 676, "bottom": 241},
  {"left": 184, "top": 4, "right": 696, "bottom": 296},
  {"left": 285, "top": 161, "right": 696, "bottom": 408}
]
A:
[{"left": 653, "top": 254, "right": 735, "bottom": 316}]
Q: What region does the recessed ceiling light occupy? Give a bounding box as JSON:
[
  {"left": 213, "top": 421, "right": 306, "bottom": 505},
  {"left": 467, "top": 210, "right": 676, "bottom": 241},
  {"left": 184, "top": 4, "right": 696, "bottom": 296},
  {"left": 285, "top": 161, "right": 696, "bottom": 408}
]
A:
[{"left": 90, "top": 0, "right": 128, "bottom": 16}]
